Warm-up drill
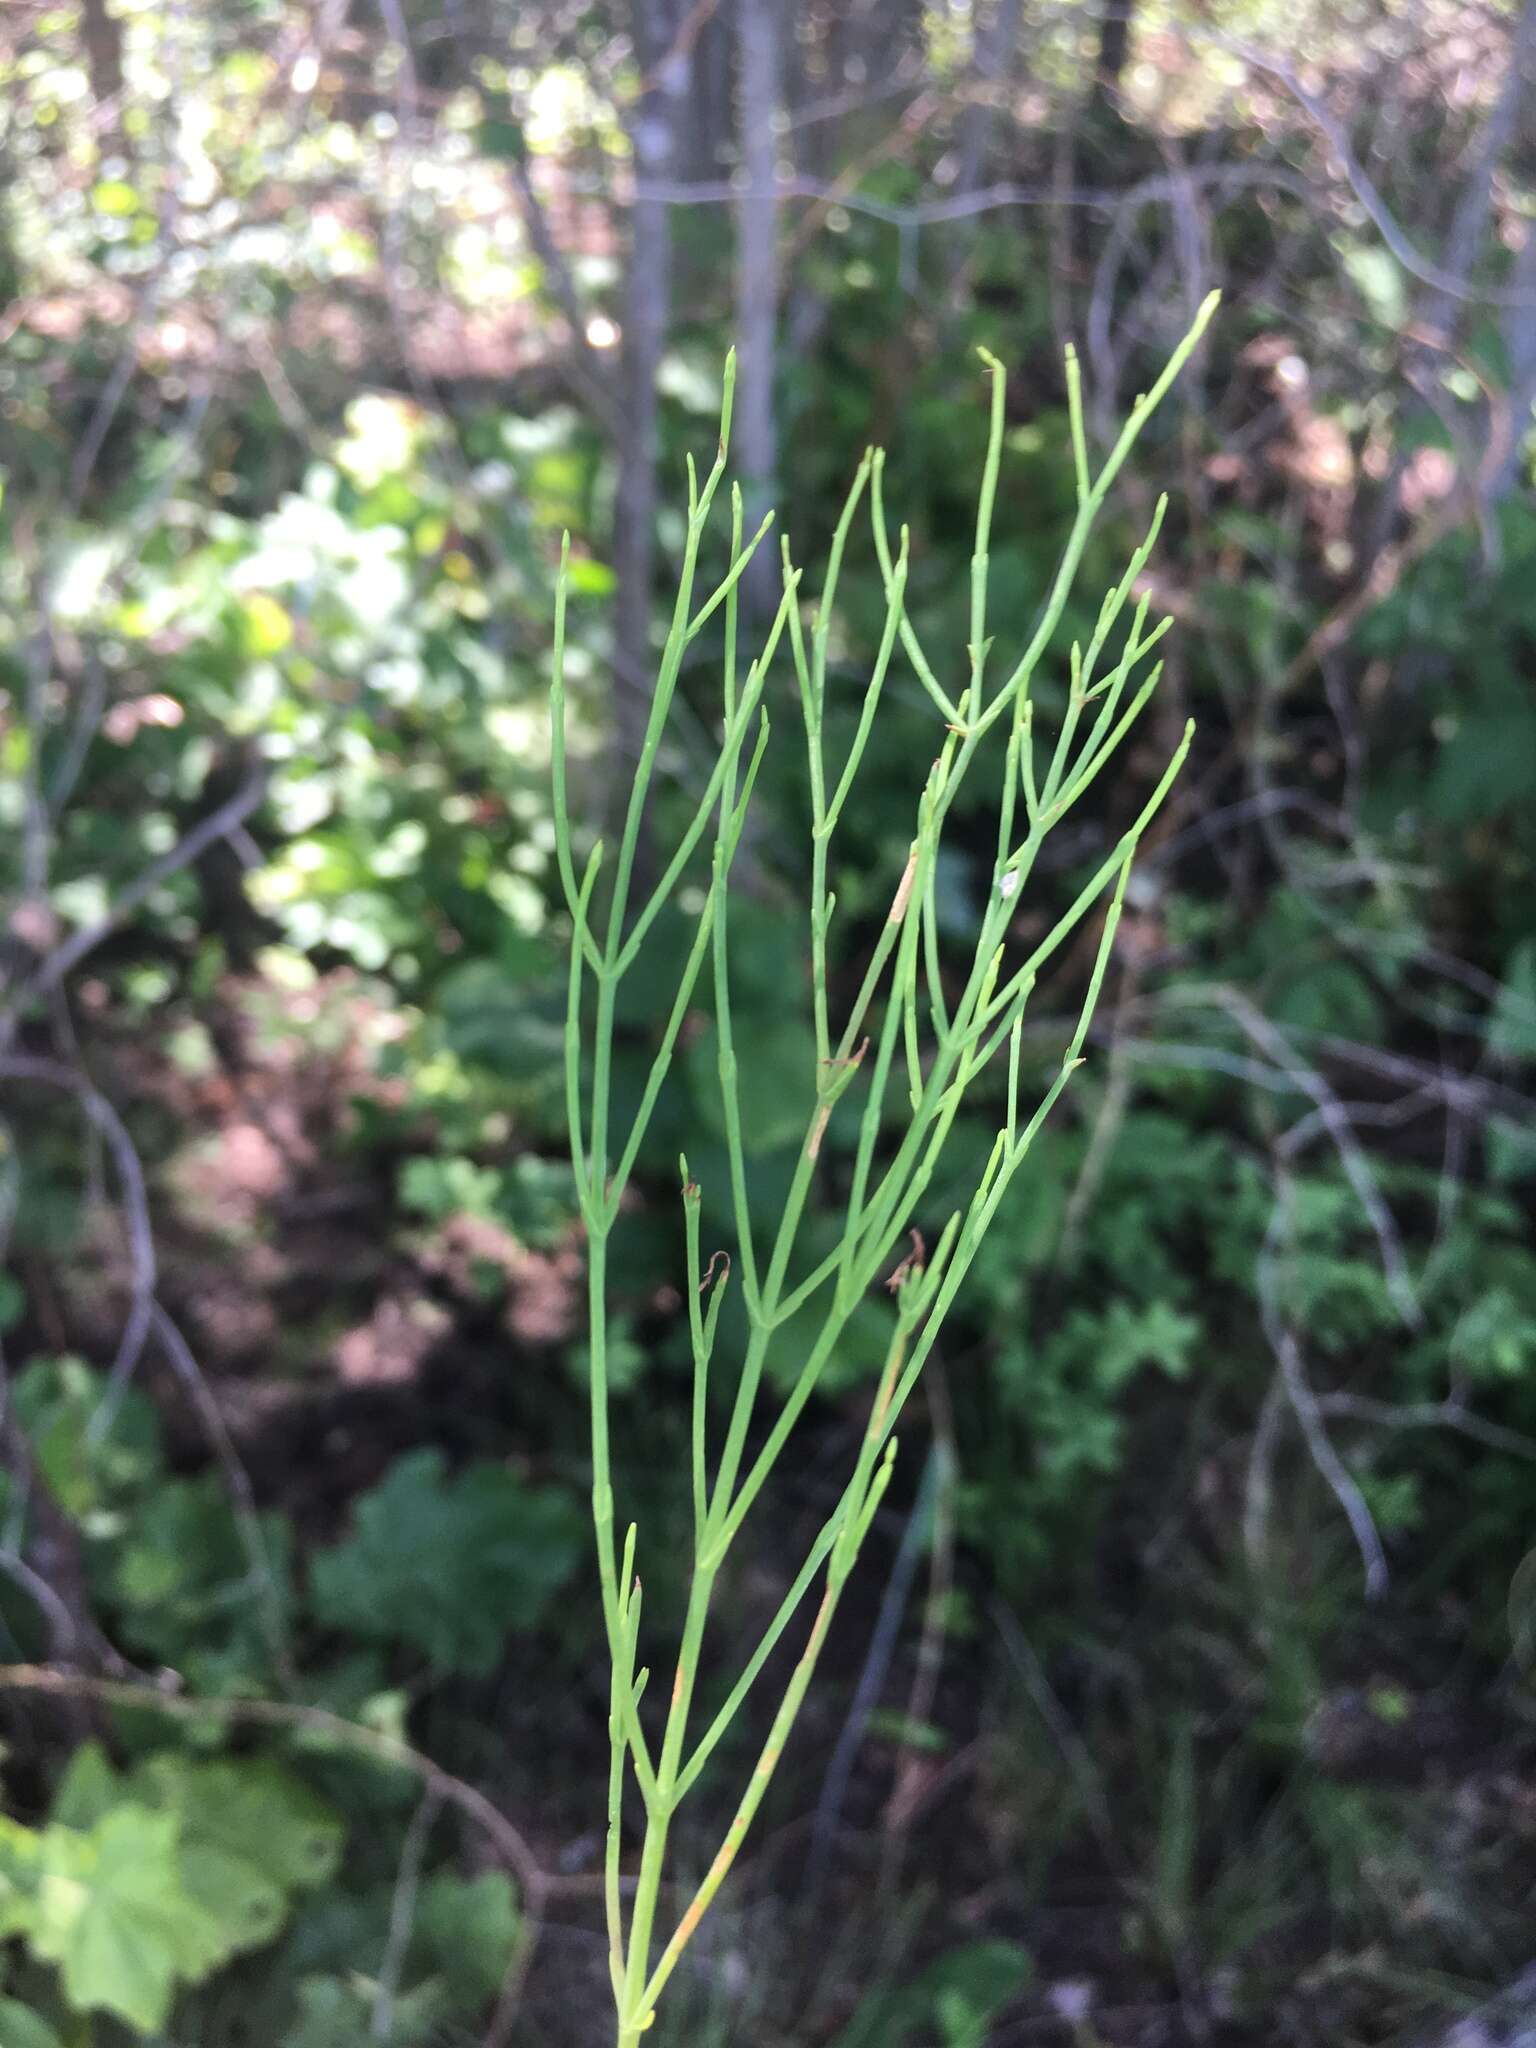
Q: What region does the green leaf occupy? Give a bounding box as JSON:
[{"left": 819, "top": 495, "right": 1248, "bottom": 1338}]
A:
[
  {"left": 685, "top": 1011, "right": 819, "bottom": 1155},
  {"left": 103, "top": 1473, "right": 292, "bottom": 1686},
  {"left": 50, "top": 1744, "right": 120, "bottom": 1832},
  {"left": 239, "top": 591, "right": 294, "bottom": 657},
  {"left": 124, "top": 1754, "right": 344, "bottom": 1942},
  {"left": 308, "top": 1449, "right": 583, "bottom": 1675},
  {"left": 284, "top": 1972, "right": 444, "bottom": 2048},
  {"left": 91, "top": 180, "right": 141, "bottom": 216},
  {"left": 828, "top": 1939, "right": 1032, "bottom": 2048},
  {"left": 0, "top": 1816, "right": 49, "bottom": 1940},
  {"left": 412, "top": 1870, "right": 519, "bottom": 2009},
  {"left": 1095, "top": 1300, "right": 1200, "bottom": 1386},
  {"left": 921, "top": 1942, "right": 1032, "bottom": 2045},
  {"left": 0, "top": 1273, "right": 24, "bottom": 1331},
  {"left": 43, "top": 1746, "right": 343, "bottom": 2006},
  {"left": 864, "top": 1709, "right": 948, "bottom": 1754},
  {"left": 496, "top": 1154, "right": 581, "bottom": 1250},
  {"left": 434, "top": 961, "right": 565, "bottom": 1083},
  {"left": 1428, "top": 697, "right": 1536, "bottom": 823},
  {"left": 399, "top": 1154, "right": 503, "bottom": 1221},
  {"left": 1449, "top": 1285, "right": 1536, "bottom": 1380},
  {"left": 1339, "top": 240, "right": 1406, "bottom": 328},
  {"left": 12, "top": 1357, "right": 162, "bottom": 1520},
  {"left": 1151, "top": 1718, "right": 1197, "bottom": 1949},
  {"left": 1490, "top": 938, "right": 1536, "bottom": 1060},
  {"left": 0, "top": 1998, "right": 67, "bottom": 2048},
  {"left": 475, "top": 114, "right": 527, "bottom": 163},
  {"left": 281, "top": 1974, "right": 359, "bottom": 2048},
  {"left": 564, "top": 555, "right": 615, "bottom": 597},
  {"left": 28, "top": 1808, "right": 227, "bottom": 2034},
  {"left": 1489, "top": 1118, "right": 1536, "bottom": 1185}
]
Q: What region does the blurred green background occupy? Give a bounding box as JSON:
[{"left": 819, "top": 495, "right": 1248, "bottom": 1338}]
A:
[{"left": 2, "top": 2, "right": 1536, "bottom": 2042}]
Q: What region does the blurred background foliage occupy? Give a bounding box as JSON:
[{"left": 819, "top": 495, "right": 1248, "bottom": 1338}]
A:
[{"left": 2, "top": 0, "right": 1536, "bottom": 2042}]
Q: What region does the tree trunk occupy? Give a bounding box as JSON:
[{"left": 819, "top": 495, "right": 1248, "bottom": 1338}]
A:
[
  {"left": 945, "top": 0, "right": 1022, "bottom": 296},
  {"left": 677, "top": 6, "right": 734, "bottom": 182},
  {"left": 1418, "top": 0, "right": 1536, "bottom": 349},
  {"left": 734, "top": 0, "right": 782, "bottom": 618},
  {"left": 1088, "top": 0, "right": 1136, "bottom": 121},
  {"left": 79, "top": 0, "right": 128, "bottom": 152},
  {"left": 955, "top": 0, "right": 1021, "bottom": 193},
  {"left": 612, "top": 0, "right": 691, "bottom": 779}
]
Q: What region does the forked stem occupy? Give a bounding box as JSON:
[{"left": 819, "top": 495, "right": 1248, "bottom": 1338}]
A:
[{"left": 550, "top": 307, "right": 1216, "bottom": 2045}]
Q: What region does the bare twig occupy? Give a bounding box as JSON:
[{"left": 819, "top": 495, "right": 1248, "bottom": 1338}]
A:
[
  {"left": 1258, "top": 1172, "right": 1389, "bottom": 1600},
  {"left": 0, "top": 1058, "right": 292, "bottom": 1685},
  {"left": 1314, "top": 1392, "right": 1536, "bottom": 1465},
  {"left": 372, "top": 1786, "right": 442, "bottom": 2044},
  {"left": 0, "top": 1055, "right": 157, "bottom": 1394},
  {"left": 879, "top": 1371, "right": 958, "bottom": 1898},
  {"left": 807, "top": 1448, "right": 934, "bottom": 1888},
  {"left": 1192, "top": 31, "right": 1536, "bottom": 312},
  {"left": 7, "top": 769, "right": 268, "bottom": 1013},
  {"left": 1166, "top": 984, "right": 1421, "bottom": 1329},
  {"left": 505, "top": 147, "right": 620, "bottom": 431},
  {"left": 149, "top": 1303, "right": 293, "bottom": 1686}
]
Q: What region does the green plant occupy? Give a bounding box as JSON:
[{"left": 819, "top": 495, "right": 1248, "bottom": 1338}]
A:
[
  {"left": 310, "top": 1446, "right": 584, "bottom": 1677},
  {"left": 828, "top": 1938, "right": 1034, "bottom": 2048},
  {"left": 553, "top": 300, "right": 1218, "bottom": 2044},
  {"left": 0, "top": 1743, "right": 342, "bottom": 2034}
]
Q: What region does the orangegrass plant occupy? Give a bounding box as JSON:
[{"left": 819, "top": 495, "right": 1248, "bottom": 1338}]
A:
[{"left": 551, "top": 297, "right": 1217, "bottom": 2046}]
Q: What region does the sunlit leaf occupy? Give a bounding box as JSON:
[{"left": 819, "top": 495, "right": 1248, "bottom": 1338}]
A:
[
  {"left": 28, "top": 1809, "right": 227, "bottom": 2033},
  {"left": 239, "top": 591, "right": 295, "bottom": 657},
  {"left": 91, "top": 180, "right": 140, "bottom": 216}
]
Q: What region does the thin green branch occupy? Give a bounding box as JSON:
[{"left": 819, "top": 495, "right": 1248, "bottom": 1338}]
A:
[{"left": 556, "top": 301, "right": 1216, "bottom": 2048}]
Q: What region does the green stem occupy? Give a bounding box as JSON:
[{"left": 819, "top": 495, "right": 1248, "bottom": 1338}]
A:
[{"left": 559, "top": 303, "right": 1218, "bottom": 2048}]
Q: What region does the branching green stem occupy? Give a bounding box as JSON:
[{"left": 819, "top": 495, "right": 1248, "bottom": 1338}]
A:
[{"left": 550, "top": 307, "right": 1215, "bottom": 2046}]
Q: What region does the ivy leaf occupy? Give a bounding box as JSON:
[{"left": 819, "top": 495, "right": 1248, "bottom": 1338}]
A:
[
  {"left": 309, "top": 1449, "right": 584, "bottom": 1675},
  {"left": 28, "top": 1808, "right": 228, "bottom": 2034}
]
